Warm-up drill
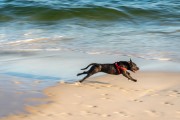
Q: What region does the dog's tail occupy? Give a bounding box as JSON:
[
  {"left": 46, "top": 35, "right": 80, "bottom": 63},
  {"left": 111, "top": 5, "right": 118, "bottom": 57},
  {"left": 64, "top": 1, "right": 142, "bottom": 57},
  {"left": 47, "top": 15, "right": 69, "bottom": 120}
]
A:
[{"left": 81, "top": 63, "right": 97, "bottom": 70}]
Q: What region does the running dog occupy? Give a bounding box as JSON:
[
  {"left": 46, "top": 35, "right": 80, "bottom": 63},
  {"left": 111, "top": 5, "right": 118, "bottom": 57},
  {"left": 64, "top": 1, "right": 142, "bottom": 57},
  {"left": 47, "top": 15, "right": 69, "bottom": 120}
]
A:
[{"left": 77, "top": 59, "right": 139, "bottom": 83}]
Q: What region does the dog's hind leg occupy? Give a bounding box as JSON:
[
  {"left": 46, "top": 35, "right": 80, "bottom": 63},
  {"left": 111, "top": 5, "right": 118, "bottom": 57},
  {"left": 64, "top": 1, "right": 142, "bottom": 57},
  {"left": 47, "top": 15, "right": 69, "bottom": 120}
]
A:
[
  {"left": 78, "top": 65, "right": 101, "bottom": 83},
  {"left": 79, "top": 73, "right": 93, "bottom": 83},
  {"left": 77, "top": 71, "right": 88, "bottom": 76}
]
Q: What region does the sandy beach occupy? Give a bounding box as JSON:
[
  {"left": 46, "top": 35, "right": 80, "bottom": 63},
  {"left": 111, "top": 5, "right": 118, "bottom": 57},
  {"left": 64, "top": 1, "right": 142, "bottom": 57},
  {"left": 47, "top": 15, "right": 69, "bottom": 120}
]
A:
[{"left": 1, "top": 71, "right": 180, "bottom": 120}]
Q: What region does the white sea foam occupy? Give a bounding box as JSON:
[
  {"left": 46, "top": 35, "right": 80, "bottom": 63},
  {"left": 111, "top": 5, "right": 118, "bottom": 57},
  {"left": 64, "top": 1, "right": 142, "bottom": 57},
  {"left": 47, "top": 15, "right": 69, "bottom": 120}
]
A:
[
  {"left": 2, "top": 36, "right": 64, "bottom": 45},
  {"left": 153, "top": 58, "right": 171, "bottom": 61},
  {"left": 85, "top": 50, "right": 174, "bottom": 63},
  {"left": 0, "top": 36, "right": 65, "bottom": 52},
  {"left": 3, "top": 38, "right": 49, "bottom": 45},
  {"left": 0, "top": 34, "right": 6, "bottom": 38},
  {"left": 86, "top": 51, "right": 104, "bottom": 55},
  {"left": 0, "top": 35, "right": 177, "bottom": 63}
]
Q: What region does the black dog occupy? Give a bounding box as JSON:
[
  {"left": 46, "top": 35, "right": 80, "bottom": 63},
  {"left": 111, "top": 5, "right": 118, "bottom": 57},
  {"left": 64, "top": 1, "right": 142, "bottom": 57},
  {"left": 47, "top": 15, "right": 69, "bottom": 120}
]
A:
[{"left": 77, "top": 59, "right": 139, "bottom": 83}]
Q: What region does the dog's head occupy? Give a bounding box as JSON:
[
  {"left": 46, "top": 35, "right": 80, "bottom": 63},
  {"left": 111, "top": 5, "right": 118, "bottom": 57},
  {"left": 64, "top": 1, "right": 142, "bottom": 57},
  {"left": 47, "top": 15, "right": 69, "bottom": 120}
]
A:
[{"left": 129, "top": 58, "right": 139, "bottom": 73}]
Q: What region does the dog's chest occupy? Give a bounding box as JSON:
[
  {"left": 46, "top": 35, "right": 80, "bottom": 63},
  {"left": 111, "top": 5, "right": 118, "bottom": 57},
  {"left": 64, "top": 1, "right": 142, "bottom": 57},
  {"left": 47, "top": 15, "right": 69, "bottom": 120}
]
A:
[{"left": 101, "top": 64, "right": 119, "bottom": 75}]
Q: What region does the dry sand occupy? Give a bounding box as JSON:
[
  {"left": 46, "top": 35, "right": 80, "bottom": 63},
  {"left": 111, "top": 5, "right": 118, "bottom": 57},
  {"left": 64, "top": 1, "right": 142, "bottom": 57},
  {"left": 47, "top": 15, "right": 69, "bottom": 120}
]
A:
[{"left": 1, "top": 72, "right": 180, "bottom": 120}]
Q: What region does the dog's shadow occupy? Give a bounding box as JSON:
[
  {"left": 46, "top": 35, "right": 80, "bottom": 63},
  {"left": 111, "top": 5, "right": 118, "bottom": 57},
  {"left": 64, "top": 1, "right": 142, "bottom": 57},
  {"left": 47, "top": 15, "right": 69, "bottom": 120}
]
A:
[{"left": 86, "top": 81, "right": 110, "bottom": 85}]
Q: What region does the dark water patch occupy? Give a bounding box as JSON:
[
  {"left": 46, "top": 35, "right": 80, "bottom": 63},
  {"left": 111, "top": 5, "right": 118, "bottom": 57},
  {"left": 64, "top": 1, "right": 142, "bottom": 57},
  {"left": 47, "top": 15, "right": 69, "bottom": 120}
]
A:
[
  {"left": 0, "top": 14, "right": 14, "bottom": 22},
  {"left": 120, "top": 6, "right": 180, "bottom": 23},
  {"left": 32, "top": 7, "right": 131, "bottom": 21},
  {"left": 122, "top": 6, "right": 161, "bottom": 18}
]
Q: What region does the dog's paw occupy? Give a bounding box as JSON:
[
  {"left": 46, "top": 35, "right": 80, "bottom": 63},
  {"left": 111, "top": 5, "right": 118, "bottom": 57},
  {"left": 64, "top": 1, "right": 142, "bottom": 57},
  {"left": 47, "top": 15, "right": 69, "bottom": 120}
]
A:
[
  {"left": 133, "top": 79, "right": 137, "bottom": 82},
  {"left": 74, "top": 82, "right": 82, "bottom": 86},
  {"left": 129, "top": 79, "right": 137, "bottom": 82}
]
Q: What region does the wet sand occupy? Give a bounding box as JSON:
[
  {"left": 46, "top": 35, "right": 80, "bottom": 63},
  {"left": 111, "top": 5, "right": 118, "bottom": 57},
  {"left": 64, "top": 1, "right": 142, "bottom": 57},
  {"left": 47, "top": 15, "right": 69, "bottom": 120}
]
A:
[
  {"left": 1, "top": 71, "right": 180, "bottom": 120},
  {"left": 0, "top": 74, "right": 51, "bottom": 117}
]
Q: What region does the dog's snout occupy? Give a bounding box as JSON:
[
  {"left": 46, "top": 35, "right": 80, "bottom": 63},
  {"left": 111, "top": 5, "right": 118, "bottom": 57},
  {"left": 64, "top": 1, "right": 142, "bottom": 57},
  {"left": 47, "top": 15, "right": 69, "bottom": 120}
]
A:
[{"left": 137, "top": 67, "right": 139, "bottom": 70}]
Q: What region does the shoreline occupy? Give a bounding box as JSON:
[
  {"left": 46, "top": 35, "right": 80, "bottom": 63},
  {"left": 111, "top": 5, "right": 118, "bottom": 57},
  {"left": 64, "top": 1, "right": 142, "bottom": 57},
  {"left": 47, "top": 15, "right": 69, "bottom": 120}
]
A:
[{"left": 1, "top": 71, "right": 180, "bottom": 120}]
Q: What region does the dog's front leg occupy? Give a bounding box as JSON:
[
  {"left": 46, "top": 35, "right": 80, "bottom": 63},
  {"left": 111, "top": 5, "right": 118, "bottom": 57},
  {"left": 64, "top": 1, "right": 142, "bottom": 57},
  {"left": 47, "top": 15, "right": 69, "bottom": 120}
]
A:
[{"left": 122, "top": 71, "right": 137, "bottom": 82}]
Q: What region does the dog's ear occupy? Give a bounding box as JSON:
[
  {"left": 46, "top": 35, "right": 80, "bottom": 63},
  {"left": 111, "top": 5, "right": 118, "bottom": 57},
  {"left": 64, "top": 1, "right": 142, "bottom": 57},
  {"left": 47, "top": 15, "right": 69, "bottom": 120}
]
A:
[
  {"left": 130, "top": 58, "right": 133, "bottom": 65},
  {"left": 130, "top": 58, "right": 132, "bottom": 63}
]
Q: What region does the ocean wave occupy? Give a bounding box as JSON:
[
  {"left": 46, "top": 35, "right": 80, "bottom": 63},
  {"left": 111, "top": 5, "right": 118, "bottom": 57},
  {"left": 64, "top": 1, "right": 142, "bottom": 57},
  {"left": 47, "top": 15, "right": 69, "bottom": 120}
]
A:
[
  {"left": 0, "top": 3, "right": 179, "bottom": 22},
  {"left": 0, "top": 5, "right": 129, "bottom": 21}
]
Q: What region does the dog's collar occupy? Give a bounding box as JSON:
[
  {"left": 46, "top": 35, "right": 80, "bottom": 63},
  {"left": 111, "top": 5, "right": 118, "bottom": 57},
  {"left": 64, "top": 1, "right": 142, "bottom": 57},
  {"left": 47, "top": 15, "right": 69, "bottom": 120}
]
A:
[{"left": 115, "top": 62, "right": 127, "bottom": 74}]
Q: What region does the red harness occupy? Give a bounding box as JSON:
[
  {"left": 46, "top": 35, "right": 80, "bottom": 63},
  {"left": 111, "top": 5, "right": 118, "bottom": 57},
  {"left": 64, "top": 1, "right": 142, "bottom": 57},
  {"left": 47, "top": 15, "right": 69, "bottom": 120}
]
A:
[{"left": 115, "top": 62, "right": 127, "bottom": 74}]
